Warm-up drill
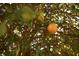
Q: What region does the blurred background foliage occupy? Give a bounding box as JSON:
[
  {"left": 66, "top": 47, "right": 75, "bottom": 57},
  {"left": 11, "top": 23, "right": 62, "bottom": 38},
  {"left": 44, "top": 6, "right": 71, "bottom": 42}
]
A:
[{"left": 0, "top": 3, "right": 79, "bottom": 56}]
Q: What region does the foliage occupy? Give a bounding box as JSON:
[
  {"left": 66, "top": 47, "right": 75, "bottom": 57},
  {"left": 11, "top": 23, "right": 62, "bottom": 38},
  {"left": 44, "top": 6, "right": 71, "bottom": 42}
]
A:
[{"left": 0, "top": 3, "right": 79, "bottom": 56}]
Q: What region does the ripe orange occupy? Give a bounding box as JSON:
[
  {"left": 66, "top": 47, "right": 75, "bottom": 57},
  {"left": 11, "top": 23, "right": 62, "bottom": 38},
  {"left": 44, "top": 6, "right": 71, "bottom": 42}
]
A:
[{"left": 47, "top": 23, "right": 58, "bottom": 33}]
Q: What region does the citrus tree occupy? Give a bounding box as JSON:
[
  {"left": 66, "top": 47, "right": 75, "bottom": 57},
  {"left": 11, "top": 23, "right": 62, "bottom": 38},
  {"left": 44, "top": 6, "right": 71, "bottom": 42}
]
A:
[{"left": 0, "top": 3, "right": 79, "bottom": 56}]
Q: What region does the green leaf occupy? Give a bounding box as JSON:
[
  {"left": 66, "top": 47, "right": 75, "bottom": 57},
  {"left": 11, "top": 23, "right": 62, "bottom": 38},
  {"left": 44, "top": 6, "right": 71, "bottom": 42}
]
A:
[
  {"left": 71, "top": 4, "right": 79, "bottom": 13},
  {"left": 5, "top": 13, "right": 16, "bottom": 21},
  {"left": 37, "top": 11, "right": 44, "bottom": 22},
  {"left": 0, "top": 21, "right": 7, "bottom": 36}
]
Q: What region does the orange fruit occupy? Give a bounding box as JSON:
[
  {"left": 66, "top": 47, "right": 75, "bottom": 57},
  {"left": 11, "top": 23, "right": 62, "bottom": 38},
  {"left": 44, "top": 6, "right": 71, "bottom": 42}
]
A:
[{"left": 47, "top": 23, "right": 58, "bottom": 33}]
